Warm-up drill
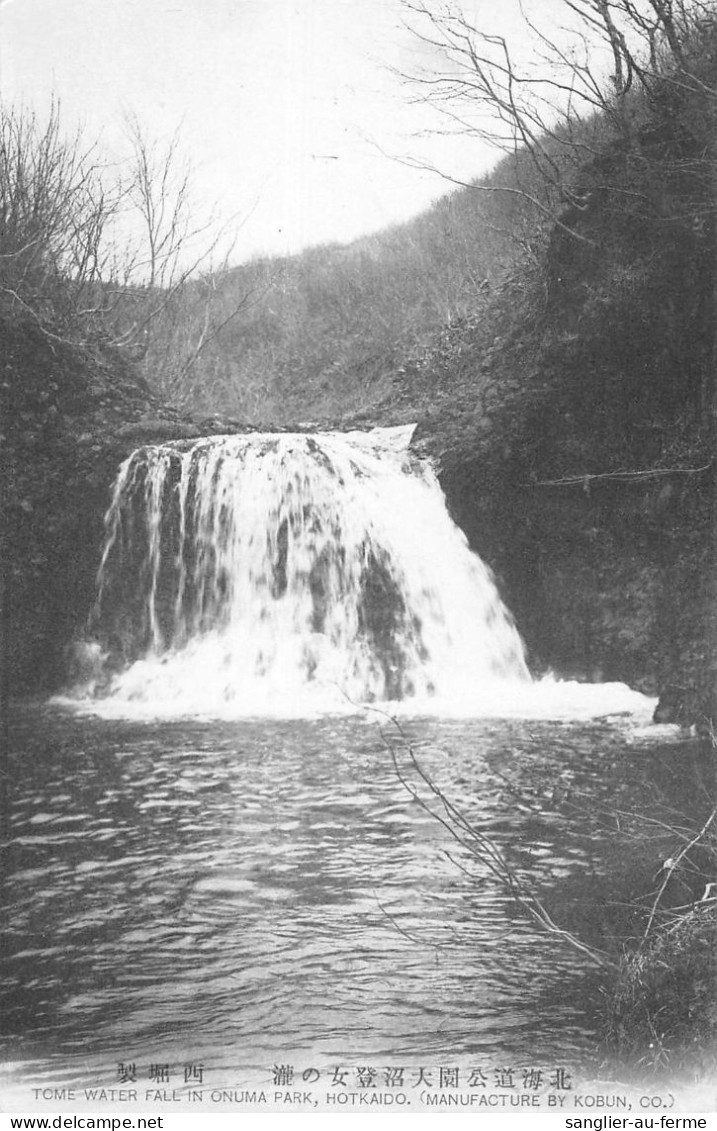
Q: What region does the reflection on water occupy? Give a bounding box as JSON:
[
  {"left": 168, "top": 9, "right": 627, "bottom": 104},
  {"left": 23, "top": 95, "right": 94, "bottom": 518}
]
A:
[{"left": 0, "top": 705, "right": 709, "bottom": 1092}]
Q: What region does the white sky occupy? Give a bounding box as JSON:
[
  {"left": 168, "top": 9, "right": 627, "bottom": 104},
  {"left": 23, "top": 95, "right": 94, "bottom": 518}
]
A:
[{"left": 0, "top": 0, "right": 582, "bottom": 266}]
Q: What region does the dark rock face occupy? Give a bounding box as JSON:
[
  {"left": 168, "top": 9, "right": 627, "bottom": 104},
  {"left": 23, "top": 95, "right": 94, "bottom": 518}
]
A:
[
  {"left": 653, "top": 686, "right": 689, "bottom": 724},
  {"left": 0, "top": 317, "right": 325, "bottom": 697},
  {"left": 407, "top": 138, "right": 714, "bottom": 723},
  {"left": 434, "top": 450, "right": 710, "bottom": 715},
  {"left": 0, "top": 316, "right": 214, "bottom": 695}
]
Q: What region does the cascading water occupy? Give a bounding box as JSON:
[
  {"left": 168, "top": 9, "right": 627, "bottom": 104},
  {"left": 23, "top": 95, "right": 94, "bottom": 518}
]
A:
[{"left": 81, "top": 425, "right": 533, "bottom": 714}]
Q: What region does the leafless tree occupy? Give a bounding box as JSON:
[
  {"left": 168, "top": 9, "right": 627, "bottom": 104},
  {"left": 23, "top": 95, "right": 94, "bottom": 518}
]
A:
[
  {"left": 0, "top": 102, "right": 254, "bottom": 398},
  {"left": 0, "top": 102, "right": 119, "bottom": 337},
  {"left": 104, "top": 115, "right": 226, "bottom": 357},
  {"left": 400, "top": 0, "right": 717, "bottom": 240}
]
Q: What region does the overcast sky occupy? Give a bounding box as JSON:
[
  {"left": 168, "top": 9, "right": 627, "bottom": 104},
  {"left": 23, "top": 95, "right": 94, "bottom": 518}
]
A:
[{"left": 0, "top": 0, "right": 576, "bottom": 266}]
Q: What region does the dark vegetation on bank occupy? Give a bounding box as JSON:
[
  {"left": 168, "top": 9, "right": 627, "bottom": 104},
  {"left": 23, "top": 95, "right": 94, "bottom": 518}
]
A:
[
  {"left": 604, "top": 902, "right": 717, "bottom": 1079},
  {"left": 1, "top": 0, "right": 715, "bottom": 1086},
  {"left": 389, "top": 717, "right": 716, "bottom": 1083},
  {"left": 587, "top": 737, "right": 716, "bottom": 1082}
]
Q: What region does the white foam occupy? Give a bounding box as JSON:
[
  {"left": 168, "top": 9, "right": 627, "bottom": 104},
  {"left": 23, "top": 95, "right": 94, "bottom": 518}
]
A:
[{"left": 67, "top": 429, "right": 654, "bottom": 725}]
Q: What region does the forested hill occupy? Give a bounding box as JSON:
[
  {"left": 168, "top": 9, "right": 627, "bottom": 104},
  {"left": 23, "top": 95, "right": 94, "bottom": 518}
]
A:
[
  {"left": 140, "top": 5, "right": 716, "bottom": 451},
  {"left": 148, "top": 175, "right": 533, "bottom": 423}
]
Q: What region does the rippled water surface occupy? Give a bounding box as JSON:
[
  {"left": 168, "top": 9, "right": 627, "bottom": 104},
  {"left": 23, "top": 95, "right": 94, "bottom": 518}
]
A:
[{"left": 1, "top": 705, "right": 708, "bottom": 1093}]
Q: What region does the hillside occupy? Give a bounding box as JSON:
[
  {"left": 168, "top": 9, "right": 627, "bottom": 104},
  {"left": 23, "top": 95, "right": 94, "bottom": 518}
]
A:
[
  {"left": 134, "top": 2, "right": 716, "bottom": 719},
  {"left": 140, "top": 167, "right": 534, "bottom": 421},
  {"left": 1, "top": 0, "right": 715, "bottom": 723}
]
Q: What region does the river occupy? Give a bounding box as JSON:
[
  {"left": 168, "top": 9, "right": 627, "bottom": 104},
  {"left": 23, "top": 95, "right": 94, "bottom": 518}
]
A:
[
  {"left": 1, "top": 702, "right": 707, "bottom": 1103},
  {"left": 3, "top": 427, "right": 711, "bottom": 1109}
]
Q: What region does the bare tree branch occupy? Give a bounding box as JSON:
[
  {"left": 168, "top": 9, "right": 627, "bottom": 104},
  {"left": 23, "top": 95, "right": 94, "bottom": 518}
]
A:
[{"left": 399, "top": 0, "right": 717, "bottom": 245}]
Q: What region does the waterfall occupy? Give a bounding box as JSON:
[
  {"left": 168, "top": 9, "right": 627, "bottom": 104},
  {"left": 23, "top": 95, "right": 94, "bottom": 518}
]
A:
[{"left": 82, "top": 426, "right": 532, "bottom": 715}]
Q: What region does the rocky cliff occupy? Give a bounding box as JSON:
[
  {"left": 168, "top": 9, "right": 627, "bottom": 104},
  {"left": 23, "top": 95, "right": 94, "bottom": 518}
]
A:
[
  {"left": 2, "top": 115, "right": 713, "bottom": 719},
  {"left": 407, "top": 164, "right": 714, "bottom": 721},
  {"left": 0, "top": 315, "right": 208, "bottom": 694}
]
